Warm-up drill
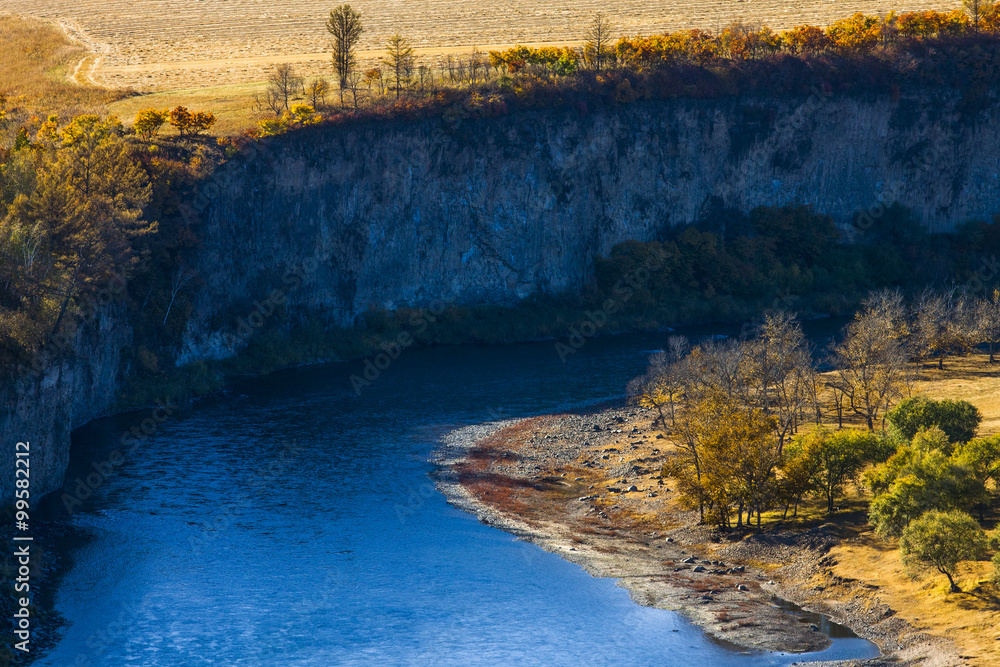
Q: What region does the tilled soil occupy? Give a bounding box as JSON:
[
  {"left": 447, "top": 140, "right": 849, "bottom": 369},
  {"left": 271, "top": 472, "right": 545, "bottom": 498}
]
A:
[
  {"left": 433, "top": 403, "right": 964, "bottom": 666},
  {"left": 1, "top": 0, "right": 964, "bottom": 90}
]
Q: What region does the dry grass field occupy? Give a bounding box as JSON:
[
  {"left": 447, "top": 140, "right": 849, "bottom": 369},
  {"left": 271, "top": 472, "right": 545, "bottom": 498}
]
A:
[
  {"left": 1, "top": 0, "right": 965, "bottom": 90},
  {"left": 0, "top": 14, "right": 124, "bottom": 111},
  {"left": 827, "top": 538, "right": 1000, "bottom": 666}
]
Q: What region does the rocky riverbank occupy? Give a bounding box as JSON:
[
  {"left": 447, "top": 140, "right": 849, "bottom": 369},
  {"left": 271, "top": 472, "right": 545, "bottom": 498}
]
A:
[{"left": 433, "top": 403, "right": 964, "bottom": 666}]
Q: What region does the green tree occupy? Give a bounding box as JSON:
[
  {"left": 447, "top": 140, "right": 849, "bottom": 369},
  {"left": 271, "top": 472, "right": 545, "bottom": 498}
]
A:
[
  {"left": 778, "top": 436, "right": 823, "bottom": 517},
  {"left": 954, "top": 434, "right": 1000, "bottom": 520},
  {"left": 791, "top": 428, "right": 893, "bottom": 513},
  {"left": 900, "top": 510, "right": 988, "bottom": 592},
  {"left": 326, "top": 5, "right": 364, "bottom": 106},
  {"left": 886, "top": 396, "right": 982, "bottom": 445},
  {"left": 383, "top": 33, "right": 415, "bottom": 99},
  {"left": 867, "top": 434, "right": 980, "bottom": 536}
]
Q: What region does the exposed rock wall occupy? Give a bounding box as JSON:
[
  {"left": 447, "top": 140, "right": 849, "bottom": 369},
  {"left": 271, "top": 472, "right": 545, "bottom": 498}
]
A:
[
  {"left": 7, "top": 92, "right": 1000, "bottom": 502},
  {"left": 0, "top": 306, "right": 131, "bottom": 501}
]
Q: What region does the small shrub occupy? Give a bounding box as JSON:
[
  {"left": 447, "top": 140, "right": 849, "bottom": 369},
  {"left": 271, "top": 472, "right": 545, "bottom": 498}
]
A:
[
  {"left": 168, "top": 106, "right": 217, "bottom": 136},
  {"left": 133, "top": 108, "right": 169, "bottom": 139}
]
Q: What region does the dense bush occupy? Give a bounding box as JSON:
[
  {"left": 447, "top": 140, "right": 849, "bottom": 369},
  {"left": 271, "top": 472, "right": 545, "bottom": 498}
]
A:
[
  {"left": 887, "top": 396, "right": 982, "bottom": 444},
  {"left": 590, "top": 205, "right": 1000, "bottom": 324}
]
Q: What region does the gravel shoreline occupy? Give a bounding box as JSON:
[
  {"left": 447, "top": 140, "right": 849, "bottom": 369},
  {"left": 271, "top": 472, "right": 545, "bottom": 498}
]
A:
[{"left": 433, "top": 405, "right": 963, "bottom": 667}]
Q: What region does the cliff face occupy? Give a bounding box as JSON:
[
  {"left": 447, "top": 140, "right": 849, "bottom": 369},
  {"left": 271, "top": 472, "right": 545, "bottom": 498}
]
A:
[
  {"left": 0, "top": 306, "right": 131, "bottom": 502},
  {"left": 6, "top": 92, "right": 1000, "bottom": 502},
  {"left": 179, "top": 93, "right": 1000, "bottom": 358}
]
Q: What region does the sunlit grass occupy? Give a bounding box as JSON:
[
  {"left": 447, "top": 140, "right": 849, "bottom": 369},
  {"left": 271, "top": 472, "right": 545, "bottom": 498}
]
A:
[{"left": 0, "top": 14, "right": 126, "bottom": 113}]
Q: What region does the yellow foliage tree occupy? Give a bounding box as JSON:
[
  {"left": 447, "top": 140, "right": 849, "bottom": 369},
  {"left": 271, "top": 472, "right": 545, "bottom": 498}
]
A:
[
  {"left": 168, "top": 106, "right": 216, "bottom": 136},
  {"left": 2, "top": 114, "right": 154, "bottom": 336},
  {"left": 782, "top": 25, "right": 832, "bottom": 54},
  {"left": 827, "top": 13, "right": 882, "bottom": 53},
  {"left": 133, "top": 108, "right": 170, "bottom": 140},
  {"left": 673, "top": 390, "right": 780, "bottom": 530}
]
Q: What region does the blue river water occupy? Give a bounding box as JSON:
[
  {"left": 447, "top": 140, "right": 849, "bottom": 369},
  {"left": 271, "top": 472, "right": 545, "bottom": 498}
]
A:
[{"left": 38, "top": 327, "right": 879, "bottom": 666}]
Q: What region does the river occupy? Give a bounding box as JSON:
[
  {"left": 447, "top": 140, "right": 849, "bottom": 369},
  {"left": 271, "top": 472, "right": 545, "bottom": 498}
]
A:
[{"left": 37, "top": 324, "right": 879, "bottom": 666}]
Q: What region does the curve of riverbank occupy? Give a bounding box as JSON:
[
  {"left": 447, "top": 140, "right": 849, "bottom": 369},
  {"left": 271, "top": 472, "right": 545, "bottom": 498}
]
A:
[{"left": 433, "top": 405, "right": 960, "bottom": 666}]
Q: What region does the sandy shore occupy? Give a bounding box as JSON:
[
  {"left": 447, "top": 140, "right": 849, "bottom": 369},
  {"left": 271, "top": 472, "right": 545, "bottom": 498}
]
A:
[{"left": 433, "top": 404, "right": 964, "bottom": 667}]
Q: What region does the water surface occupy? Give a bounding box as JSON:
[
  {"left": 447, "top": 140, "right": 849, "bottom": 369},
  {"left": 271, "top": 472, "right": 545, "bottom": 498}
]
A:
[{"left": 40, "top": 327, "right": 878, "bottom": 666}]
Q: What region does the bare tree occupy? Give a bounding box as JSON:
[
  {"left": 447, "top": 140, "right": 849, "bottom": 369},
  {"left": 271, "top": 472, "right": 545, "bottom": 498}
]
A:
[
  {"left": 628, "top": 336, "right": 691, "bottom": 428},
  {"left": 308, "top": 78, "right": 330, "bottom": 109},
  {"left": 266, "top": 64, "right": 303, "bottom": 113},
  {"left": 344, "top": 71, "right": 363, "bottom": 109},
  {"left": 834, "top": 290, "right": 911, "bottom": 430},
  {"left": 469, "top": 48, "right": 487, "bottom": 84},
  {"left": 163, "top": 266, "right": 196, "bottom": 326},
  {"left": 584, "top": 12, "right": 617, "bottom": 71},
  {"left": 965, "top": 0, "right": 990, "bottom": 31},
  {"left": 977, "top": 288, "right": 1000, "bottom": 362},
  {"left": 912, "top": 289, "right": 981, "bottom": 369},
  {"left": 417, "top": 65, "right": 431, "bottom": 93},
  {"left": 741, "top": 313, "right": 815, "bottom": 453},
  {"left": 327, "top": 4, "right": 364, "bottom": 106},
  {"left": 256, "top": 87, "right": 285, "bottom": 116}
]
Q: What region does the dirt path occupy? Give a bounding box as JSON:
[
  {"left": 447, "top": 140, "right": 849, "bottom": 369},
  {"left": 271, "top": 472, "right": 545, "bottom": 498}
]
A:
[{"left": 56, "top": 18, "right": 108, "bottom": 87}]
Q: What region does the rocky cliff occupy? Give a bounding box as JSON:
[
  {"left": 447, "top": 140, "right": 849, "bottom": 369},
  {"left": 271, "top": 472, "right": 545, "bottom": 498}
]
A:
[
  {"left": 1, "top": 305, "right": 132, "bottom": 504},
  {"left": 6, "top": 91, "right": 1000, "bottom": 503}
]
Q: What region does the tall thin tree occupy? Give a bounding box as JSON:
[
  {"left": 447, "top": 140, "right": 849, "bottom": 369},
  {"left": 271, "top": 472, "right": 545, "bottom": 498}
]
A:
[
  {"left": 326, "top": 5, "right": 364, "bottom": 105},
  {"left": 383, "top": 33, "right": 415, "bottom": 99},
  {"left": 584, "top": 12, "right": 616, "bottom": 71}
]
